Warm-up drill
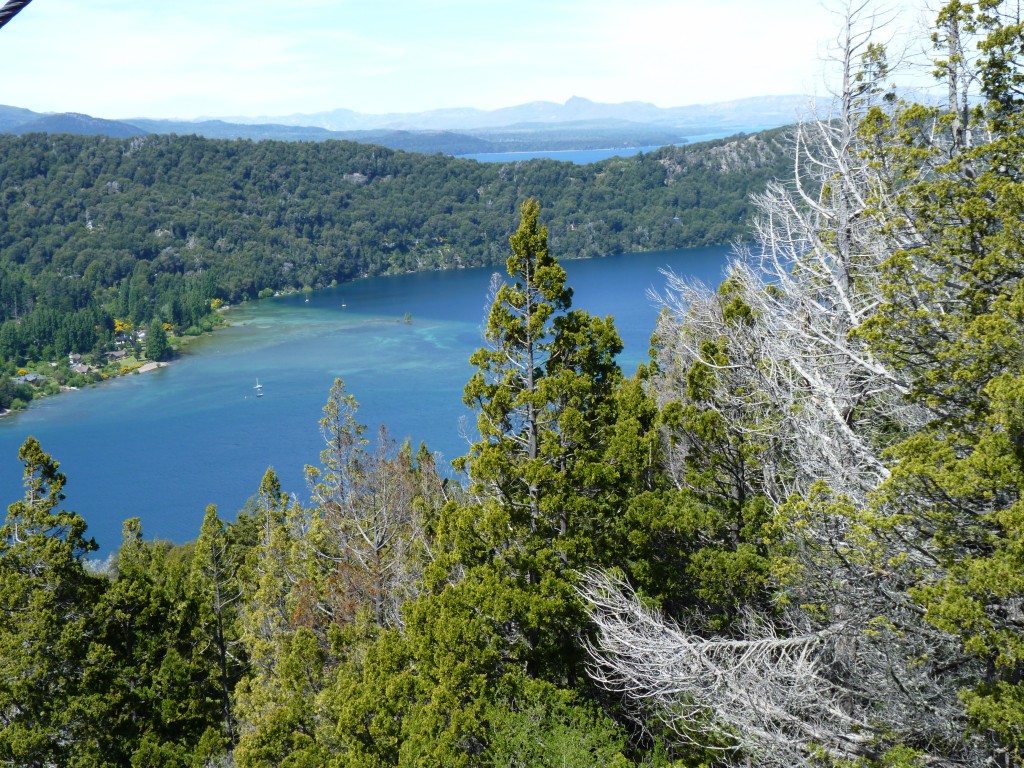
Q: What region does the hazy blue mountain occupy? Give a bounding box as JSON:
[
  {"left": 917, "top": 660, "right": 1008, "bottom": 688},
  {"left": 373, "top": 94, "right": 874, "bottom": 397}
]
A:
[
  {"left": 225, "top": 94, "right": 823, "bottom": 132},
  {"left": 127, "top": 118, "right": 342, "bottom": 141},
  {"left": 0, "top": 108, "right": 693, "bottom": 154},
  {"left": 0, "top": 95, "right": 819, "bottom": 154},
  {"left": 128, "top": 119, "right": 684, "bottom": 153},
  {"left": 12, "top": 112, "right": 147, "bottom": 138},
  {"left": 0, "top": 105, "right": 37, "bottom": 132}
]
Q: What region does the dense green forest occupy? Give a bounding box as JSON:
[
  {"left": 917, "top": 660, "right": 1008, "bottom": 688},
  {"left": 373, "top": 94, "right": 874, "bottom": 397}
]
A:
[
  {"left": 7, "top": 1, "right": 1024, "bottom": 767},
  {"left": 0, "top": 126, "right": 789, "bottom": 379}
]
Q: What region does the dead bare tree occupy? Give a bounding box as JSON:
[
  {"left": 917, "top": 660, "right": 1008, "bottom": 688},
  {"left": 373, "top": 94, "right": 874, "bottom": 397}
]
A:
[
  {"left": 587, "top": 3, "right": 984, "bottom": 764},
  {"left": 301, "top": 379, "right": 433, "bottom": 630},
  {"left": 654, "top": 0, "right": 926, "bottom": 510},
  {"left": 581, "top": 569, "right": 976, "bottom": 767}
]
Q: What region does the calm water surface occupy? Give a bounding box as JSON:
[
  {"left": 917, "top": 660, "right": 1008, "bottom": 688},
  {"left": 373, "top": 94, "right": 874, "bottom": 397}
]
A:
[
  {"left": 458, "top": 145, "right": 677, "bottom": 164},
  {"left": 456, "top": 130, "right": 772, "bottom": 164},
  {"left": 0, "top": 246, "right": 730, "bottom": 554}
]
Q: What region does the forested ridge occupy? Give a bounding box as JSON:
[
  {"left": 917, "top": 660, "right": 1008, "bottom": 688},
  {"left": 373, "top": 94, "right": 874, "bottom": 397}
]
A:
[
  {"left": 7, "top": 1, "right": 1024, "bottom": 767},
  {"left": 0, "top": 127, "right": 789, "bottom": 379}
]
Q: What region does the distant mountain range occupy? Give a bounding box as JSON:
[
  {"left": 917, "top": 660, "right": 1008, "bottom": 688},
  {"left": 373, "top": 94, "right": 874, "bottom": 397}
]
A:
[
  {"left": 0, "top": 95, "right": 825, "bottom": 155},
  {"left": 215, "top": 95, "right": 820, "bottom": 132},
  {"left": 2, "top": 110, "right": 147, "bottom": 139}
]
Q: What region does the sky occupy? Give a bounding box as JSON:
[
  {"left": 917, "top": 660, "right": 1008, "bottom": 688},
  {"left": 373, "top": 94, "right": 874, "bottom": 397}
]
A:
[{"left": 0, "top": 0, "right": 931, "bottom": 120}]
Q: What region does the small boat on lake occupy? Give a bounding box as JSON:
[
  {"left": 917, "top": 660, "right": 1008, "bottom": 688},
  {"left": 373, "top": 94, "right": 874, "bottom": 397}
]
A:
[{"left": 254, "top": 379, "right": 264, "bottom": 398}]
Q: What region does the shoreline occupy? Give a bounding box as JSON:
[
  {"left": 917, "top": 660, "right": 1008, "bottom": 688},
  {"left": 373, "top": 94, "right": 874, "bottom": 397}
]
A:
[
  {"left": 0, "top": 243, "right": 732, "bottom": 420},
  {"left": 0, "top": 360, "right": 172, "bottom": 420},
  {"left": 0, "top": 344, "right": 190, "bottom": 421}
]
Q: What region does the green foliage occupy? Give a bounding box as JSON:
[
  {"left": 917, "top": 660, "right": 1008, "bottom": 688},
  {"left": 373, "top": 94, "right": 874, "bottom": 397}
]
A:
[
  {"left": 234, "top": 627, "right": 327, "bottom": 768},
  {"left": 145, "top": 319, "right": 171, "bottom": 361},
  {"left": 482, "top": 675, "right": 631, "bottom": 768},
  {"left": 189, "top": 504, "right": 245, "bottom": 748},
  {"left": 854, "top": 2, "right": 1024, "bottom": 758},
  {"left": 231, "top": 383, "right": 448, "bottom": 765},
  {"left": 0, "top": 438, "right": 102, "bottom": 767},
  {"left": 336, "top": 199, "right": 662, "bottom": 764},
  {"left": 83, "top": 519, "right": 231, "bottom": 765},
  {"left": 0, "top": 129, "right": 790, "bottom": 371},
  {"left": 646, "top": 282, "right": 777, "bottom": 625},
  {"left": 228, "top": 201, "right": 663, "bottom": 767},
  {"left": 454, "top": 200, "right": 654, "bottom": 680}
]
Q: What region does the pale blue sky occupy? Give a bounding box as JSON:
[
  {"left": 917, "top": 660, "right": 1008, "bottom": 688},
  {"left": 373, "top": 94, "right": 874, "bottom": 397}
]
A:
[{"left": 0, "top": 0, "right": 929, "bottom": 120}]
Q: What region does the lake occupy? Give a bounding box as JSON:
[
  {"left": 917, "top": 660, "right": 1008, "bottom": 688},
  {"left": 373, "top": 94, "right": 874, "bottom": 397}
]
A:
[
  {"left": 455, "top": 130, "right": 775, "bottom": 164},
  {"left": 458, "top": 145, "right": 678, "bottom": 164},
  {"left": 456, "top": 133, "right": 736, "bottom": 164},
  {"left": 0, "top": 245, "right": 731, "bottom": 555}
]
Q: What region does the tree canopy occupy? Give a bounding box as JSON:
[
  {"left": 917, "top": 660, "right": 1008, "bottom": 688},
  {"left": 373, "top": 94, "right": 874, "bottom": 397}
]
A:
[
  {"left": 7, "top": 2, "right": 1024, "bottom": 766},
  {"left": 0, "top": 129, "right": 790, "bottom": 373}
]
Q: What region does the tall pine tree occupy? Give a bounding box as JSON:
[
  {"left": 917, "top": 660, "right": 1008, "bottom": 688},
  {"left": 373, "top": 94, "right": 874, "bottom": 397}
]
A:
[{"left": 0, "top": 438, "right": 102, "bottom": 767}]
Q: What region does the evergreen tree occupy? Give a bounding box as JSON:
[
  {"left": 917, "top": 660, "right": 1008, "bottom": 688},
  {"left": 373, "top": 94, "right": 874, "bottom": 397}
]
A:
[
  {"left": 188, "top": 505, "right": 244, "bottom": 753},
  {"left": 643, "top": 281, "right": 775, "bottom": 625},
  {"left": 233, "top": 469, "right": 326, "bottom": 767},
  {"left": 0, "top": 437, "right": 103, "bottom": 767},
  {"left": 348, "top": 198, "right": 655, "bottom": 761},
  {"left": 455, "top": 197, "right": 633, "bottom": 674},
  {"left": 859, "top": 1, "right": 1024, "bottom": 757},
  {"left": 145, "top": 319, "right": 170, "bottom": 362},
  {"left": 300, "top": 379, "right": 433, "bottom": 632},
  {"left": 285, "top": 200, "right": 654, "bottom": 765},
  {"left": 235, "top": 387, "right": 446, "bottom": 766},
  {"left": 81, "top": 519, "right": 221, "bottom": 766}
]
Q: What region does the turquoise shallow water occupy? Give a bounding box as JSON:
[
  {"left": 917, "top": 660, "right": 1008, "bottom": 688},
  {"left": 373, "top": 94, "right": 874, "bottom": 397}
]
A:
[{"left": 0, "top": 245, "right": 730, "bottom": 555}]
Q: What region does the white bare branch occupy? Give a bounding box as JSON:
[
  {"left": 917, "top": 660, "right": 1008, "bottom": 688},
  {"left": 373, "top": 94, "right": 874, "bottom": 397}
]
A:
[{"left": 581, "top": 568, "right": 978, "bottom": 767}]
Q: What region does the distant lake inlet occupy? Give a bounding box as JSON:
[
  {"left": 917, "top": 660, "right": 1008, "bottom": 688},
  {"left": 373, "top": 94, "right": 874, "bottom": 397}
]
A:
[{"left": 0, "top": 246, "right": 732, "bottom": 555}]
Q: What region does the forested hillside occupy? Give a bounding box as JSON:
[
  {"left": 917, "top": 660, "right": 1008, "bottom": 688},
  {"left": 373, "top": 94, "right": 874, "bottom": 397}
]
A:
[
  {"left": 0, "top": 128, "right": 789, "bottom": 375},
  {"left": 7, "top": 1, "right": 1024, "bottom": 767}
]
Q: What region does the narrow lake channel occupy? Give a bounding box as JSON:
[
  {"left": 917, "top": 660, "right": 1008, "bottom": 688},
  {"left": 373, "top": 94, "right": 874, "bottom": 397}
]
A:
[{"left": 0, "top": 246, "right": 731, "bottom": 555}]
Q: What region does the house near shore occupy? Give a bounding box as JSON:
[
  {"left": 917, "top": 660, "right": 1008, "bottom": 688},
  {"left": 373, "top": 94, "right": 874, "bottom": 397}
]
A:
[
  {"left": 114, "top": 328, "right": 147, "bottom": 348},
  {"left": 106, "top": 349, "right": 128, "bottom": 362}
]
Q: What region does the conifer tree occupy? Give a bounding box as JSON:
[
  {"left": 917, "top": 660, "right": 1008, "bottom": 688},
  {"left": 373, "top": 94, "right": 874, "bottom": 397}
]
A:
[
  {"left": 301, "top": 200, "right": 653, "bottom": 765},
  {"left": 235, "top": 385, "right": 445, "bottom": 765},
  {"left": 82, "top": 518, "right": 223, "bottom": 766},
  {"left": 145, "top": 318, "right": 170, "bottom": 361},
  {"left": 234, "top": 469, "right": 327, "bottom": 766},
  {"left": 459, "top": 197, "right": 629, "bottom": 570},
  {"left": 236, "top": 468, "right": 295, "bottom": 710},
  {"left": 454, "top": 198, "right": 633, "bottom": 679},
  {"left": 302, "top": 379, "right": 432, "bottom": 631},
  {"left": 189, "top": 504, "right": 244, "bottom": 752},
  {"left": 860, "top": 1, "right": 1024, "bottom": 757},
  {"left": 0, "top": 437, "right": 102, "bottom": 767},
  {"left": 582, "top": 5, "right": 984, "bottom": 764}
]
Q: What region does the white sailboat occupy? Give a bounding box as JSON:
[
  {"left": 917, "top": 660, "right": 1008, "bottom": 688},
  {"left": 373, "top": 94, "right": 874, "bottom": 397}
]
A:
[{"left": 254, "top": 379, "right": 264, "bottom": 397}]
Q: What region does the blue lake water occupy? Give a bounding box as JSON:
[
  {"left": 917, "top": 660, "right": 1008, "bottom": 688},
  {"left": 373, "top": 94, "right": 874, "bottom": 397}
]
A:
[
  {"left": 0, "top": 245, "right": 731, "bottom": 555},
  {"left": 458, "top": 145, "right": 679, "bottom": 164},
  {"left": 456, "top": 132, "right": 759, "bottom": 164}
]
